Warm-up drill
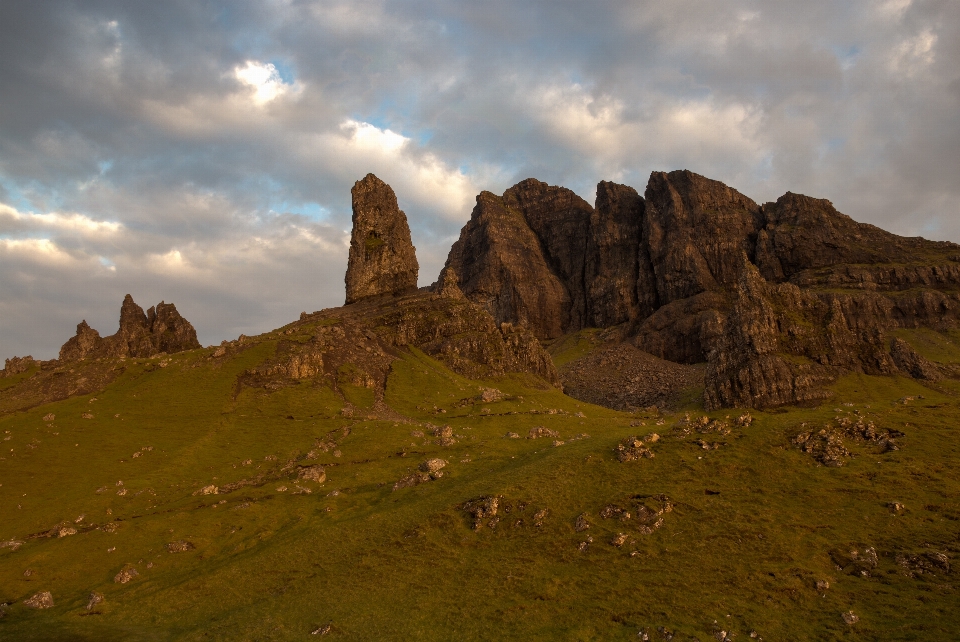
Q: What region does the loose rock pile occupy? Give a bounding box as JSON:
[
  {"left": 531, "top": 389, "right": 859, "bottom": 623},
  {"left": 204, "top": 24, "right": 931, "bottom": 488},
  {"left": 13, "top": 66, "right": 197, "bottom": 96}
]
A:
[
  {"left": 830, "top": 546, "right": 879, "bottom": 577},
  {"left": 24, "top": 591, "right": 53, "bottom": 609},
  {"left": 793, "top": 416, "right": 903, "bottom": 466},
  {"left": 615, "top": 437, "right": 655, "bottom": 462},
  {"left": 896, "top": 550, "right": 951, "bottom": 577},
  {"left": 560, "top": 341, "right": 705, "bottom": 410}
]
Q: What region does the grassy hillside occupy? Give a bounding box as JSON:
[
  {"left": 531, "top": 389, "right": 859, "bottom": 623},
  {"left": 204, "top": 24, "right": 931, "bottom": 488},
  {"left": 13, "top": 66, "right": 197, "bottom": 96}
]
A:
[{"left": 1, "top": 329, "right": 959, "bottom": 640}]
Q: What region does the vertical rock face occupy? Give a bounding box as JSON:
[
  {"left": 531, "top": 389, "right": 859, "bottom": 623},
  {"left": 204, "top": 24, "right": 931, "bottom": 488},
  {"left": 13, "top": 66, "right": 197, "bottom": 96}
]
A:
[
  {"left": 586, "top": 181, "right": 651, "bottom": 327},
  {"left": 443, "top": 191, "right": 569, "bottom": 339},
  {"left": 435, "top": 167, "right": 960, "bottom": 408},
  {"left": 643, "top": 170, "right": 764, "bottom": 306},
  {"left": 345, "top": 174, "right": 419, "bottom": 305},
  {"left": 502, "top": 179, "right": 594, "bottom": 330},
  {"left": 58, "top": 295, "right": 200, "bottom": 361}
]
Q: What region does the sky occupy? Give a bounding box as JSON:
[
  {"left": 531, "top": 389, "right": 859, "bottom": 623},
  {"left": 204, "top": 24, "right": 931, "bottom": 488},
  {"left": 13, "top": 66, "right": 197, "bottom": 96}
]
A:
[{"left": 2, "top": 0, "right": 959, "bottom": 361}]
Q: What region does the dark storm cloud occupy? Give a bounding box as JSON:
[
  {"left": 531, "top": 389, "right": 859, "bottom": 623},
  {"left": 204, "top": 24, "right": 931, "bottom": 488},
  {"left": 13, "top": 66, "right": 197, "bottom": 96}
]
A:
[{"left": 1, "top": 0, "right": 958, "bottom": 359}]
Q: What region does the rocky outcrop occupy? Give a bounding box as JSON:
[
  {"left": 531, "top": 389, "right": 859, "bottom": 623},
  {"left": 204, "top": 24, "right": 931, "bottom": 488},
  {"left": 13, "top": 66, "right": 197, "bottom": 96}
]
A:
[
  {"left": 58, "top": 295, "right": 200, "bottom": 362},
  {"left": 502, "top": 179, "right": 594, "bottom": 330},
  {"left": 756, "top": 192, "right": 913, "bottom": 282},
  {"left": 443, "top": 190, "right": 569, "bottom": 339},
  {"left": 345, "top": 174, "right": 419, "bottom": 304},
  {"left": 2, "top": 355, "right": 36, "bottom": 377},
  {"left": 148, "top": 301, "right": 201, "bottom": 355},
  {"left": 643, "top": 170, "right": 763, "bottom": 305},
  {"left": 703, "top": 261, "right": 835, "bottom": 410},
  {"left": 438, "top": 169, "right": 960, "bottom": 408},
  {"left": 369, "top": 289, "right": 560, "bottom": 385},
  {"left": 59, "top": 320, "right": 104, "bottom": 361},
  {"left": 890, "top": 338, "right": 943, "bottom": 381}
]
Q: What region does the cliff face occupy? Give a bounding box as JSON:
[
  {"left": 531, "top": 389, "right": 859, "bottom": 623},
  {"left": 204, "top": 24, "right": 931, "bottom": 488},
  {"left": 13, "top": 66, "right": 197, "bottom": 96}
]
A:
[
  {"left": 442, "top": 169, "right": 960, "bottom": 409},
  {"left": 443, "top": 191, "right": 570, "bottom": 339}
]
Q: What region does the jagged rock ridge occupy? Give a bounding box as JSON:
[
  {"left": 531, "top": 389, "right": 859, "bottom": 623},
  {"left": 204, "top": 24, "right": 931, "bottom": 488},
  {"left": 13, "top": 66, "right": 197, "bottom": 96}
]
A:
[
  {"left": 59, "top": 295, "right": 200, "bottom": 361},
  {"left": 443, "top": 169, "right": 960, "bottom": 409}
]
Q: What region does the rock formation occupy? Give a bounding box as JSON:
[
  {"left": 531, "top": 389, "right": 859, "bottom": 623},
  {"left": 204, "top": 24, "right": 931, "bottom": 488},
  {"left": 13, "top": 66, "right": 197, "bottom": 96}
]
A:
[
  {"left": 441, "top": 168, "right": 960, "bottom": 409},
  {"left": 345, "top": 173, "right": 419, "bottom": 305},
  {"left": 443, "top": 190, "right": 569, "bottom": 339},
  {"left": 1, "top": 355, "right": 35, "bottom": 377},
  {"left": 58, "top": 295, "right": 200, "bottom": 362}
]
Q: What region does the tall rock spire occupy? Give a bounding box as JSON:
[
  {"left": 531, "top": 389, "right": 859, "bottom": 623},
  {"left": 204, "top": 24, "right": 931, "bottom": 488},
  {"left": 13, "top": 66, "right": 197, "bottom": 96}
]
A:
[{"left": 344, "top": 173, "right": 419, "bottom": 305}]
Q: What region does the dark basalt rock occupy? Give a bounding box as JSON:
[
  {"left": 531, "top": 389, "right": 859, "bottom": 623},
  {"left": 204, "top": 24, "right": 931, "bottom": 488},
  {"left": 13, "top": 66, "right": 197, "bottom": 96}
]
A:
[
  {"left": 502, "top": 179, "right": 594, "bottom": 331},
  {"left": 59, "top": 321, "right": 104, "bottom": 361},
  {"left": 441, "top": 168, "right": 960, "bottom": 409},
  {"left": 443, "top": 190, "right": 569, "bottom": 339},
  {"left": 587, "top": 181, "right": 653, "bottom": 326},
  {"left": 345, "top": 173, "right": 419, "bottom": 305},
  {"left": 643, "top": 170, "right": 763, "bottom": 306}
]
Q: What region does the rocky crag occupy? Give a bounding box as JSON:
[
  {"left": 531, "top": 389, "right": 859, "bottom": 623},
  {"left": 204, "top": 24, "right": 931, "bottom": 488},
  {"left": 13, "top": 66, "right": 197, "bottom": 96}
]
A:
[
  {"left": 333, "top": 175, "right": 559, "bottom": 392},
  {"left": 0, "top": 296, "right": 200, "bottom": 411},
  {"left": 444, "top": 169, "right": 960, "bottom": 409},
  {"left": 199, "top": 174, "right": 560, "bottom": 412},
  {"left": 345, "top": 173, "right": 420, "bottom": 305},
  {"left": 59, "top": 295, "right": 200, "bottom": 361}
]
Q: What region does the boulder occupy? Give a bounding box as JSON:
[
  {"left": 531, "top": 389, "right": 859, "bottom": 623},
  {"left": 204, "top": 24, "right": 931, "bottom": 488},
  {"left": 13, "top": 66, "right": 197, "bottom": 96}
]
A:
[
  {"left": 23, "top": 591, "right": 54, "bottom": 609},
  {"left": 345, "top": 174, "right": 419, "bottom": 304}
]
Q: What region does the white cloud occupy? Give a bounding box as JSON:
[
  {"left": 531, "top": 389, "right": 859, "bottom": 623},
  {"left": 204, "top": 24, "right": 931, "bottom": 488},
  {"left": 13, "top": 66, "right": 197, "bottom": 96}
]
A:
[
  {"left": 0, "top": 202, "right": 122, "bottom": 236},
  {"left": 234, "top": 60, "right": 294, "bottom": 105}
]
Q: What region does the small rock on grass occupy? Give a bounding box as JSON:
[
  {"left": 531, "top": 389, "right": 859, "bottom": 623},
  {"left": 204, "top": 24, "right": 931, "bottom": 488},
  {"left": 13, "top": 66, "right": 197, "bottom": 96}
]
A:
[
  {"left": 114, "top": 566, "right": 139, "bottom": 584},
  {"left": 418, "top": 458, "right": 447, "bottom": 473},
  {"left": 842, "top": 611, "right": 859, "bottom": 625},
  {"left": 24, "top": 591, "right": 54, "bottom": 609},
  {"left": 86, "top": 592, "right": 104, "bottom": 611},
  {"left": 167, "top": 540, "right": 195, "bottom": 553},
  {"left": 311, "top": 622, "right": 333, "bottom": 635},
  {"left": 527, "top": 426, "right": 559, "bottom": 439},
  {"left": 298, "top": 465, "right": 326, "bottom": 483}
]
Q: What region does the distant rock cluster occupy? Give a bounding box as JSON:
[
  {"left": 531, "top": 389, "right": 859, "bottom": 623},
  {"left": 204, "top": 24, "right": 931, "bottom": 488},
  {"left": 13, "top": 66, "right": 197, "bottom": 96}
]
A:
[{"left": 58, "top": 294, "right": 200, "bottom": 361}]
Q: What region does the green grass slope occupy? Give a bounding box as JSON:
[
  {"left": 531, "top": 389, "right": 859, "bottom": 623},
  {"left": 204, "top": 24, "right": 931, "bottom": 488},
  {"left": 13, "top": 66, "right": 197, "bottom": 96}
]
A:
[{"left": 1, "top": 331, "right": 959, "bottom": 640}]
